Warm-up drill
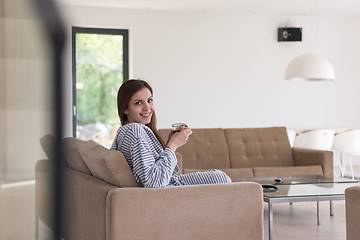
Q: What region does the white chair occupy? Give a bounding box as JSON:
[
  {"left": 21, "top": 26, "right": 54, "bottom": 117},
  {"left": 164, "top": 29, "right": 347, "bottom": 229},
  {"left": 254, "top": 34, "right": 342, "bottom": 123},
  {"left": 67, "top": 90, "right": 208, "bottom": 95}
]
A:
[
  {"left": 293, "top": 129, "right": 335, "bottom": 151},
  {"left": 286, "top": 128, "right": 296, "bottom": 147},
  {"left": 293, "top": 129, "right": 336, "bottom": 209},
  {"left": 332, "top": 129, "right": 360, "bottom": 180},
  {"left": 294, "top": 129, "right": 336, "bottom": 177}
]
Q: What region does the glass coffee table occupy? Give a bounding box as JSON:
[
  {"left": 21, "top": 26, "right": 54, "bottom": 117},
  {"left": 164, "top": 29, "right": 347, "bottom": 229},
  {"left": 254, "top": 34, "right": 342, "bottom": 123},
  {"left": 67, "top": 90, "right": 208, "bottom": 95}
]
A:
[{"left": 240, "top": 176, "right": 360, "bottom": 240}]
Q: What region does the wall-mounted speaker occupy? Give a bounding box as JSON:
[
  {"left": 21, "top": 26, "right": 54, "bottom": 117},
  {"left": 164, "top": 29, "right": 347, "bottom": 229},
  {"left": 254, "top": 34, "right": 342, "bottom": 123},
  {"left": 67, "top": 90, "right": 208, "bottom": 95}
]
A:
[{"left": 278, "top": 28, "right": 302, "bottom": 42}]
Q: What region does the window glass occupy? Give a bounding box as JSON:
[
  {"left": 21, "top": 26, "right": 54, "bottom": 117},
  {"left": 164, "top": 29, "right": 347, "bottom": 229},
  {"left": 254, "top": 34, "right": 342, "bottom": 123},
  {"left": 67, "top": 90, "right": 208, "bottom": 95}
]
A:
[{"left": 73, "top": 28, "right": 128, "bottom": 148}]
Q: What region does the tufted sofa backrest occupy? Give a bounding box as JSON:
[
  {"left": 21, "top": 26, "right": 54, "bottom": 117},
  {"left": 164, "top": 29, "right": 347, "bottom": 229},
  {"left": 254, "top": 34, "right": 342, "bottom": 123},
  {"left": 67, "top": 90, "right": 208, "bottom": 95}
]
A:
[
  {"left": 159, "top": 128, "right": 231, "bottom": 170},
  {"left": 224, "top": 127, "right": 294, "bottom": 168}
]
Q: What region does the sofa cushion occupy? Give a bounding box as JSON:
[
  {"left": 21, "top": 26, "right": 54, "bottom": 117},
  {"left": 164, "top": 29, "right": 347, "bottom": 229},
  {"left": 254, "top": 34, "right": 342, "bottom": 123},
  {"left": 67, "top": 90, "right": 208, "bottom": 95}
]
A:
[
  {"left": 63, "top": 137, "right": 92, "bottom": 175},
  {"left": 159, "top": 128, "right": 231, "bottom": 169},
  {"left": 183, "top": 168, "right": 254, "bottom": 181},
  {"left": 225, "top": 127, "right": 294, "bottom": 168},
  {"left": 79, "top": 140, "right": 141, "bottom": 187},
  {"left": 220, "top": 168, "right": 254, "bottom": 181},
  {"left": 253, "top": 165, "right": 323, "bottom": 177}
]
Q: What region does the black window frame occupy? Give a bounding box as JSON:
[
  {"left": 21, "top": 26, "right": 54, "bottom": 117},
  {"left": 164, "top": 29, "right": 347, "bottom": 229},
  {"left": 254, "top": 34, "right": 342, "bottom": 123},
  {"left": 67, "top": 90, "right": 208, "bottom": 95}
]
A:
[{"left": 71, "top": 27, "right": 129, "bottom": 137}]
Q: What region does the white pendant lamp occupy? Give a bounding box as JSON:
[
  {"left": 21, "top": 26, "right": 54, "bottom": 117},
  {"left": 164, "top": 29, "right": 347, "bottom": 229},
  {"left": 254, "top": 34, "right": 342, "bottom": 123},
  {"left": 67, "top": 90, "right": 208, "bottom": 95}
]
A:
[{"left": 285, "top": 53, "right": 335, "bottom": 81}]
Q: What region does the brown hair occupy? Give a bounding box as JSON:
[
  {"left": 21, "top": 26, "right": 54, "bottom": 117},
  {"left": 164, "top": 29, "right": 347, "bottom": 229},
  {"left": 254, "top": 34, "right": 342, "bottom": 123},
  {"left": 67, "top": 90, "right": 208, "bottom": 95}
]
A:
[{"left": 117, "top": 79, "right": 166, "bottom": 148}]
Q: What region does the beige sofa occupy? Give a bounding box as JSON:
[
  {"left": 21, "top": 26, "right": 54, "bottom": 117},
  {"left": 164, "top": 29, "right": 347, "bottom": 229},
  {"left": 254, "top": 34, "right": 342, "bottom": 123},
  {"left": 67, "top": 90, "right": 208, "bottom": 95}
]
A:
[
  {"left": 36, "top": 135, "right": 264, "bottom": 240},
  {"left": 345, "top": 186, "right": 360, "bottom": 240},
  {"left": 159, "top": 126, "right": 333, "bottom": 181},
  {"left": 36, "top": 126, "right": 333, "bottom": 239}
]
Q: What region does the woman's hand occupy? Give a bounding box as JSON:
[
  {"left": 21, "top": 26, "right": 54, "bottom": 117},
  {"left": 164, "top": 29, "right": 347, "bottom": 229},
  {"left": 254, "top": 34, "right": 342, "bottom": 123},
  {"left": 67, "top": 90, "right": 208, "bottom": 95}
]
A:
[{"left": 166, "top": 126, "right": 192, "bottom": 152}]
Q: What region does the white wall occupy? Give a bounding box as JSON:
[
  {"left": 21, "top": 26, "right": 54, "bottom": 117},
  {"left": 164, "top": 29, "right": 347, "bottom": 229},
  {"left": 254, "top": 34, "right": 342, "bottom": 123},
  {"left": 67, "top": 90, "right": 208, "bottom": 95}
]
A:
[{"left": 58, "top": 4, "right": 360, "bottom": 133}]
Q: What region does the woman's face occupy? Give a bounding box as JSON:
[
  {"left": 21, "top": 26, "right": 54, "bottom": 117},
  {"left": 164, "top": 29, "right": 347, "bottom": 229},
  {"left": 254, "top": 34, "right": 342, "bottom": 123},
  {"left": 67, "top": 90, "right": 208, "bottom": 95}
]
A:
[{"left": 125, "top": 87, "right": 154, "bottom": 125}]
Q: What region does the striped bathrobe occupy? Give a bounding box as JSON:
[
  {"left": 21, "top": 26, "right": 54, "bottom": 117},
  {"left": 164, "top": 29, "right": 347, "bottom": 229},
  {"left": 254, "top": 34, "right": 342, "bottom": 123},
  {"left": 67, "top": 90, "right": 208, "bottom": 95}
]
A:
[{"left": 110, "top": 123, "right": 228, "bottom": 188}]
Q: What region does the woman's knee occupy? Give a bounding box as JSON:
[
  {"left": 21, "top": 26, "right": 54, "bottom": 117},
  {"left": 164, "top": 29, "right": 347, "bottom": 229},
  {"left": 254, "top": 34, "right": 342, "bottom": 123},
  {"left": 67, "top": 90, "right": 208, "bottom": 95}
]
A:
[{"left": 226, "top": 175, "right": 232, "bottom": 183}]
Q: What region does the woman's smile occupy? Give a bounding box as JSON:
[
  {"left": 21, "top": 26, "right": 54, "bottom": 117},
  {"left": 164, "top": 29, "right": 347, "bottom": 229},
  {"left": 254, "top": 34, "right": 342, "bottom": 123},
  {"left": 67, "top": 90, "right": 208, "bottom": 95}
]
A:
[{"left": 140, "top": 112, "right": 152, "bottom": 119}]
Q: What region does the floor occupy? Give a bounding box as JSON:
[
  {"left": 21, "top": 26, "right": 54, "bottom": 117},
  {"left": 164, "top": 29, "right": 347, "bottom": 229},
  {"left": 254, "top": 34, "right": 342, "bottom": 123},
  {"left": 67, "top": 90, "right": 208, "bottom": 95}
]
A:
[
  {"left": 0, "top": 181, "right": 38, "bottom": 240},
  {"left": 0, "top": 169, "right": 355, "bottom": 240},
  {"left": 263, "top": 201, "right": 346, "bottom": 240}
]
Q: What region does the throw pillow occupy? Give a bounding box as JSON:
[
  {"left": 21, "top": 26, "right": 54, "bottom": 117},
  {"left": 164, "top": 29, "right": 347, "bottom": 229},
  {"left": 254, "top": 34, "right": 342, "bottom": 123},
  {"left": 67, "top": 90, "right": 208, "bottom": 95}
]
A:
[
  {"left": 39, "top": 134, "right": 55, "bottom": 160},
  {"left": 79, "top": 140, "right": 141, "bottom": 187},
  {"left": 63, "top": 137, "right": 92, "bottom": 175}
]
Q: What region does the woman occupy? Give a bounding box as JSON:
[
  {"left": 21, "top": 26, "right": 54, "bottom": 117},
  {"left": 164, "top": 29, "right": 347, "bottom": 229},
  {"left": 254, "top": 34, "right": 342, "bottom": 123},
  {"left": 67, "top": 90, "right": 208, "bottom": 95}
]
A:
[{"left": 111, "top": 79, "right": 231, "bottom": 188}]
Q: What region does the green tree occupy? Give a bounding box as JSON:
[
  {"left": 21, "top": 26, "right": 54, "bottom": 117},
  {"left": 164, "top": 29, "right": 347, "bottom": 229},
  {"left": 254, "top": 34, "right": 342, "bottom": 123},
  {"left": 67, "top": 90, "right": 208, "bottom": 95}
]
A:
[{"left": 76, "top": 33, "right": 124, "bottom": 129}]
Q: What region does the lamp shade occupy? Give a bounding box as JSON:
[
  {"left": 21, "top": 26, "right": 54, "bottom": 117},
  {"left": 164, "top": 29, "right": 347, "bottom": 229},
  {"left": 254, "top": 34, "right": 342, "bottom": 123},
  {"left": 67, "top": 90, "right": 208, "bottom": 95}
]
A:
[{"left": 285, "top": 53, "right": 335, "bottom": 81}]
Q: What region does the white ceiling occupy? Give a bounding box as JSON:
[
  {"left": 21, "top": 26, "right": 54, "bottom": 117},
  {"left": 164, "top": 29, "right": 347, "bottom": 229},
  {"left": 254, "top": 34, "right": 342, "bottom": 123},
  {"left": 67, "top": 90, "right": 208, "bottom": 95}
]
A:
[{"left": 56, "top": 0, "right": 360, "bottom": 16}]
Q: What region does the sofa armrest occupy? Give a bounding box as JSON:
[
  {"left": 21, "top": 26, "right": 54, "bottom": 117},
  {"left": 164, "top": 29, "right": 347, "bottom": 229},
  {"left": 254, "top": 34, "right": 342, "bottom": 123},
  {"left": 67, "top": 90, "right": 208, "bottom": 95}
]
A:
[
  {"left": 62, "top": 167, "right": 117, "bottom": 240},
  {"left": 346, "top": 186, "right": 360, "bottom": 240},
  {"left": 292, "top": 148, "right": 333, "bottom": 177},
  {"left": 35, "top": 160, "right": 55, "bottom": 229},
  {"left": 106, "top": 182, "right": 263, "bottom": 240}
]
